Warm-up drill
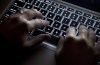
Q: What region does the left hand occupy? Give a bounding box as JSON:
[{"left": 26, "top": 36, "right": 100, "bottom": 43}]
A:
[{"left": 0, "top": 8, "right": 50, "bottom": 48}]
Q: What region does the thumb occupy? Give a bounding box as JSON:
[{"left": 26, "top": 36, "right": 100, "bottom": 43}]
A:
[
  {"left": 95, "top": 38, "right": 100, "bottom": 55},
  {"left": 23, "top": 34, "right": 51, "bottom": 47},
  {"left": 56, "top": 36, "right": 64, "bottom": 55}
]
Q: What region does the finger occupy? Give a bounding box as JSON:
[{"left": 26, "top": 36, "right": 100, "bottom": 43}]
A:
[
  {"left": 18, "top": 8, "right": 43, "bottom": 20},
  {"left": 56, "top": 36, "right": 64, "bottom": 54},
  {"left": 95, "top": 38, "right": 100, "bottom": 54},
  {"left": 88, "top": 28, "right": 96, "bottom": 46},
  {"left": 66, "top": 27, "right": 76, "bottom": 38},
  {"left": 23, "top": 34, "right": 51, "bottom": 47},
  {"left": 78, "top": 25, "right": 88, "bottom": 39},
  {"left": 29, "top": 19, "right": 49, "bottom": 29}
]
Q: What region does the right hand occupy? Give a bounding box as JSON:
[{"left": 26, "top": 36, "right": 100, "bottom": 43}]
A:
[{"left": 56, "top": 25, "right": 100, "bottom": 65}]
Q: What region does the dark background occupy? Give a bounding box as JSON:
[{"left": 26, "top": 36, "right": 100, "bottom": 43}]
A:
[{"left": 63, "top": 0, "right": 100, "bottom": 12}]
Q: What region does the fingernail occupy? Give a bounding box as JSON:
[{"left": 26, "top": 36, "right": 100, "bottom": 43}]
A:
[
  {"left": 42, "top": 20, "right": 49, "bottom": 26},
  {"left": 44, "top": 21, "right": 49, "bottom": 26}
]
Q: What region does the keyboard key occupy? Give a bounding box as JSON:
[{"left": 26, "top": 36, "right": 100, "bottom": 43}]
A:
[
  {"left": 62, "top": 32, "right": 66, "bottom": 37},
  {"left": 85, "top": 19, "right": 95, "bottom": 26},
  {"left": 53, "top": 29, "right": 61, "bottom": 36},
  {"left": 39, "top": 2, "right": 48, "bottom": 9},
  {"left": 62, "top": 17, "right": 70, "bottom": 25},
  {"left": 83, "top": 13, "right": 91, "bottom": 18},
  {"left": 92, "top": 16, "right": 100, "bottom": 21},
  {"left": 47, "top": 5, "right": 55, "bottom": 12},
  {"left": 70, "top": 21, "right": 78, "bottom": 27},
  {"left": 62, "top": 11, "right": 70, "bottom": 17},
  {"left": 96, "top": 29, "right": 100, "bottom": 36},
  {"left": 94, "top": 22, "right": 100, "bottom": 28},
  {"left": 51, "top": 2, "right": 59, "bottom": 7},
  {"left": 45, "top": 26, "right": 53, "bottom": 33},
  {"left": 70, "top": 13, "right": 78, "bottom": 20},
  {"left": 53, "top": 22, "right": 61, "bottom": 29},
  {"left": 27, "top": 0, "right": 33, "bottom": 3},
  {"left": 47, "top": 12, "right": 55, "bottom": 19},
  {"left": 5, "top": 10, "right": 13, "bottom": 15},
  {"left": 61, "top": 24, "right": 69, "bottom": 31},
  {"left": 75, "top": 10, "right": 83, "bottom": 15},
  {"left": 33, "top": 6, "right": 40, "bottom": 11},
  {"left": 40, "top": 9, "right": 47, "bottom": 16},
  {"left": 25, "top": 4, "right": 32, "bottom": 9},
  {"left": 11, "top": 6, "right": 19, "bottom": 10},
  {"left": 77, "top": 16, "right": 86, "bottom": 23},
  {"left": 32, "top": 1, "right": 40, "bottom": 6},
  {"left": 47, "top": 18, "right": 53, "bottom": 25},
  {"left": 59, "top": 5, "right": 66, "bottom": 9},
  {"left": 14, "top": 1, "right": 25, "bottom": 7},
  {"left": 54, "top": 8, "right": 62, "bottom": 15},
  {"left": 44, "top": 0, "right": 52, "bottom": 4},
  {"left": 67, "top": 7, "right": 74, "bottom": 12},
  {"left": 54, "top": 15, "right": 62, "bottom": 22}
]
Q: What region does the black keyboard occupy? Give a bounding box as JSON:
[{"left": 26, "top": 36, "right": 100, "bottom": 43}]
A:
[{"left": 0, "top": 0, "right": 100, "bottom": 46}]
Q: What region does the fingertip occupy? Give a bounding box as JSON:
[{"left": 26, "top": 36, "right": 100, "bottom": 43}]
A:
[
  {"left": 79, "top": 25, "right": 87, "bottom": 29},
  {"left": 66, "top": 27, "right": 76, "bottom": 37},
  {"left": 33, "top": 9, "right": 44, "bottom": 19},
  {"left": 39, "top": 19, "right": 49, "bottom": 26}
]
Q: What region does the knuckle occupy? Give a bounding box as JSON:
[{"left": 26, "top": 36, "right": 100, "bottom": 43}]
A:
[
  {"left": 66, "top": 35, "right": 76, "bottom": 41},
  {"left": 9, "top": 15, "right": 21, "bottom": 21}
]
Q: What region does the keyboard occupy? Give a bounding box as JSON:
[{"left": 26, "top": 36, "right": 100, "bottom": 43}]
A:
[{"left": 0, "top": 0, "right": 100, "bottom": 46}]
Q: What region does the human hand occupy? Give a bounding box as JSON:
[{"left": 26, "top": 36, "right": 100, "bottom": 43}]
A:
[
  {"left": 56, "top": 25, "right": 99, "bottom": 65},
  {"left": 0, "top": 9, "right": 50, "bottom": 48}
]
